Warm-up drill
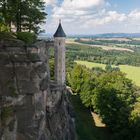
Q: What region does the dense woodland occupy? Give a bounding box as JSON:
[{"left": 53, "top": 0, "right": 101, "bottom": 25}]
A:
[
  {"left": 76, "top": 39, "right": 140, "bottom": 46},
  {"left": 66, "top": 42, "right": 140, "bottom": 66},
  {"left": 67, "top": 64, "right": 140, "bottom": 140},
  {"left": 65, "top": 39, "right": 140, "bottom": 140}
]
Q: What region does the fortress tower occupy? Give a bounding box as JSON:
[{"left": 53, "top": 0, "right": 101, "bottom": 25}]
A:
[{"left": 54, "top": 21, "right": 66, "bottom": 85}]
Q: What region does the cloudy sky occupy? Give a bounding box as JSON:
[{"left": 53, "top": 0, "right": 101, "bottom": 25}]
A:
[{"left": 43, "top": 0, "right": 140, "bottom": 35}]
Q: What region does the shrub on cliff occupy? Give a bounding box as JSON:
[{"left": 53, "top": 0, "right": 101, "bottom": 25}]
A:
[
  {"left": 0, "top": 32, "right": 16, "bottom": 40},
  {"left": 1, "top": 107, "right": 13, "bottom": 126},
  {"left": 16, "top": 32, "right": 37, "bottom": 44},
  {"left": 0, "top": 17, "right": 9, "bottom": 32}
]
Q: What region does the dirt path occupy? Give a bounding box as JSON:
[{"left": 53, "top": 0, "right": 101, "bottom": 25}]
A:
[
  {"left": 91, "top": 112, "right": 106, "bottom": 127},
  {"left": 70, "top": 95, "right": 111, "bottom": 140}
]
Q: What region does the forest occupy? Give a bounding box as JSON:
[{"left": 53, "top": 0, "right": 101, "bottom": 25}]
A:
[
  {"left": 66, "top": 63, "right": 140, "bottom": 140},
  {"left": 65, "top": 38, "right": 140, "bottom": 140},
  {"left": 76, "top": 38, "right": 140, "bottom": 46},
  {"left": 66, "top": 42, "right": 140, "bottom": 66}
]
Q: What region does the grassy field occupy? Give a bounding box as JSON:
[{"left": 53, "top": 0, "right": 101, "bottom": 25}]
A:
[
  {"left": 70, "top": 95, "right": 111, "bottom": 140},
  {"left": 75, "top": 60, "right": 140, "bottom": 87},
  {"left": 66, "top": 39, "right": 134, "bottom": 52}
]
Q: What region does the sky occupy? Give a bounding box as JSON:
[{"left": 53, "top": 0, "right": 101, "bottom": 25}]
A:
[{"left": 42, "top": 0, "right": 140, "bottom": 35}]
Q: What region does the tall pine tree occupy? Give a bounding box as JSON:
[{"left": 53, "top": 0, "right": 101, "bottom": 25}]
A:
[{"left": 0, "top": 0, "right": 47, "bottom": 33}]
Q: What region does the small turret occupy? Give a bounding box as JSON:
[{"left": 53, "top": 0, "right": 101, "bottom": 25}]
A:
[
  {"left": 54, "top": 20, "right": 66, "bottom": 85},
  {"left": 54, "top": 20, "right": 66, "bottom": 38}
]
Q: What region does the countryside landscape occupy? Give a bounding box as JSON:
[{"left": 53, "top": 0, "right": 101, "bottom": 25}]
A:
[
  {"left": 65, "top": 36, "right": 140, "bottom": 140},
  {"left": 66, "top": 36, "right": 140, "bottom": 86},
  {"left": 1, "top": 0, "right": 140, "bottom": 140}
]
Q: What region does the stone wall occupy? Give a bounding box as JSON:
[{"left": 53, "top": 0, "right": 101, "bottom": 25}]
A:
[
  {"left": 0, "top": 39, "right": 76, "bottom": 140},
  {"left": 54, "top": 37, "right": 66, "bottom": 85}
]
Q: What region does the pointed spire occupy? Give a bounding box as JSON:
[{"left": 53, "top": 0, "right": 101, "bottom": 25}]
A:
[
  {"left": 54, "top": 20, "right": 66, "bottom": 37},
  {"left": 59, "top": 19, "right": 61, "bottom": 24}
]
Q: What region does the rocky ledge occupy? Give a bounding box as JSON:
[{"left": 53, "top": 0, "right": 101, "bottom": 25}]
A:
[{"left": 0, "top": 39, "right": 76, "bottom": 140}]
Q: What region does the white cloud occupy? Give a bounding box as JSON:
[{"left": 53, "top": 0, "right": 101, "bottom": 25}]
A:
[
  {"left": 51, "top": 0, "right": 105, "bottom": 23},
  {"left": 86, "top": 11, "right": 127, "bottom": 26},
  {"left": 43, "top": 0, "right": 57, "bottom": 6},
  {"left": 45, "top": 0, "right": 140, "bottom": 34},
  {"left": 128, "top": 10, "right": 140, "bottom": 20},
  {"left": 61, "top": 0, "right": 104, "bottom": 10}
]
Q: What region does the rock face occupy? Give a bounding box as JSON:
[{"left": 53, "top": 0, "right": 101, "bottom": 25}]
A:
[{"left": 0, "top": 39, "right": 76, "bottom": 140}]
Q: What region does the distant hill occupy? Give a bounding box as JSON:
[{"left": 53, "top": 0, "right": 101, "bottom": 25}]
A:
[
  {"left": 68, "top": 33, "right": 140, "bottom": 38},
  {"left": 38, "top": 33, "right": 140, "bottom": 39}
]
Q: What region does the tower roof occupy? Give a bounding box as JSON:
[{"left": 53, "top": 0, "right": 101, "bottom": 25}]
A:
[{"left": 54, "top": 21, "right": 66, "bottom": 37}]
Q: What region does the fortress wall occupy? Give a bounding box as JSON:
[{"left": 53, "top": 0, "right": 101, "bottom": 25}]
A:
[{"left": 0, "top": 39, "right": 76, "bottom": 140}]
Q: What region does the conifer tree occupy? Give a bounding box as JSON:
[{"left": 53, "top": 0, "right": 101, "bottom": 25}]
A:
[{"left": 0, "top": 0, "right": 47, "bottom": 33}]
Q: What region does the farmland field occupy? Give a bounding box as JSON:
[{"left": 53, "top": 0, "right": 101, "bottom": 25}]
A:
[
  {"left": 66, "top": 39, "right": 134, "bottom": 52},
  {"left": 75, "top": 60, "right": 140, "bottom": 87}
]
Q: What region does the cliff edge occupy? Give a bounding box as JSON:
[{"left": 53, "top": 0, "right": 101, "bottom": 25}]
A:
[{"left": 0, "top": 39, "right": 76, "bottom": 140}]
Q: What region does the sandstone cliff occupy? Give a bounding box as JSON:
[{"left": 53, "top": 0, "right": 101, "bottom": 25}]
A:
[{"left": 0, "top": 39, "right": 76, "bottom": 140}]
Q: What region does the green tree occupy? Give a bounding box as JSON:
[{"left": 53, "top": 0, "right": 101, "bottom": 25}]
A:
[
  {"left": 68, "top": 64, "right": 85, "bottom": 93},
  {"left": 0, "top": 0, "right": 47, "bottom": 33},
  {"left": 0, "top": 15, "right": 9, "bottom": 31},
  {"left": 80, "top": 76, "right": 96, "bottom": 108},
  {"left": 130, "top": 97, "right": 140, "bottom": 140},
  {"left": 67, "top": 63, "right": 139, "bottom": 139},
  {"left": 20, "top": 0, "right": 47, "bottom": 33},
  {"left": 68, "top": 64, "right": 96, "bottom": 108},
  {"left": 92, "top": 71, "right": 137, "bottom": 139}
]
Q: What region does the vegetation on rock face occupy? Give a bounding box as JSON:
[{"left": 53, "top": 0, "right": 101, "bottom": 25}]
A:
[
  {"left": 49, "top": 58, "right": 55, "bottom": 80},
  {"left": 67, "top": 64, "right": 140, "bottom": 140},
  {"left": 16, "top": 32, "right": 37, "bottom": 44},
  {"left": 0, "top": 16, "right": 9, "bottom": 32},
  {"left": 1, "top": 106, "right": 13, "bottom": 126},
  {"left": 8, "top": 83, "right": 18, "bottom": 97},
  {"left": 0, "top": 32, "right": 16, "bottom": 39}
]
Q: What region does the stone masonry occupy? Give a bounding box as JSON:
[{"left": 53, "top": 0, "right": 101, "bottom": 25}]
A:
[{"left": 0, "top": 37, "right": 76, "bottom": 140}]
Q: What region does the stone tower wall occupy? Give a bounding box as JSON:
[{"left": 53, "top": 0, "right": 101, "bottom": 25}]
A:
[{"left": 54, "top": 37, "right": 65, "bottom": 85}]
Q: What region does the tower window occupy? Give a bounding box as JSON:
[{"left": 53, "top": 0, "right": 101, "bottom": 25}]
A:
[{"left": 59, "top": 42, "right": 61, "bottom": 46}]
